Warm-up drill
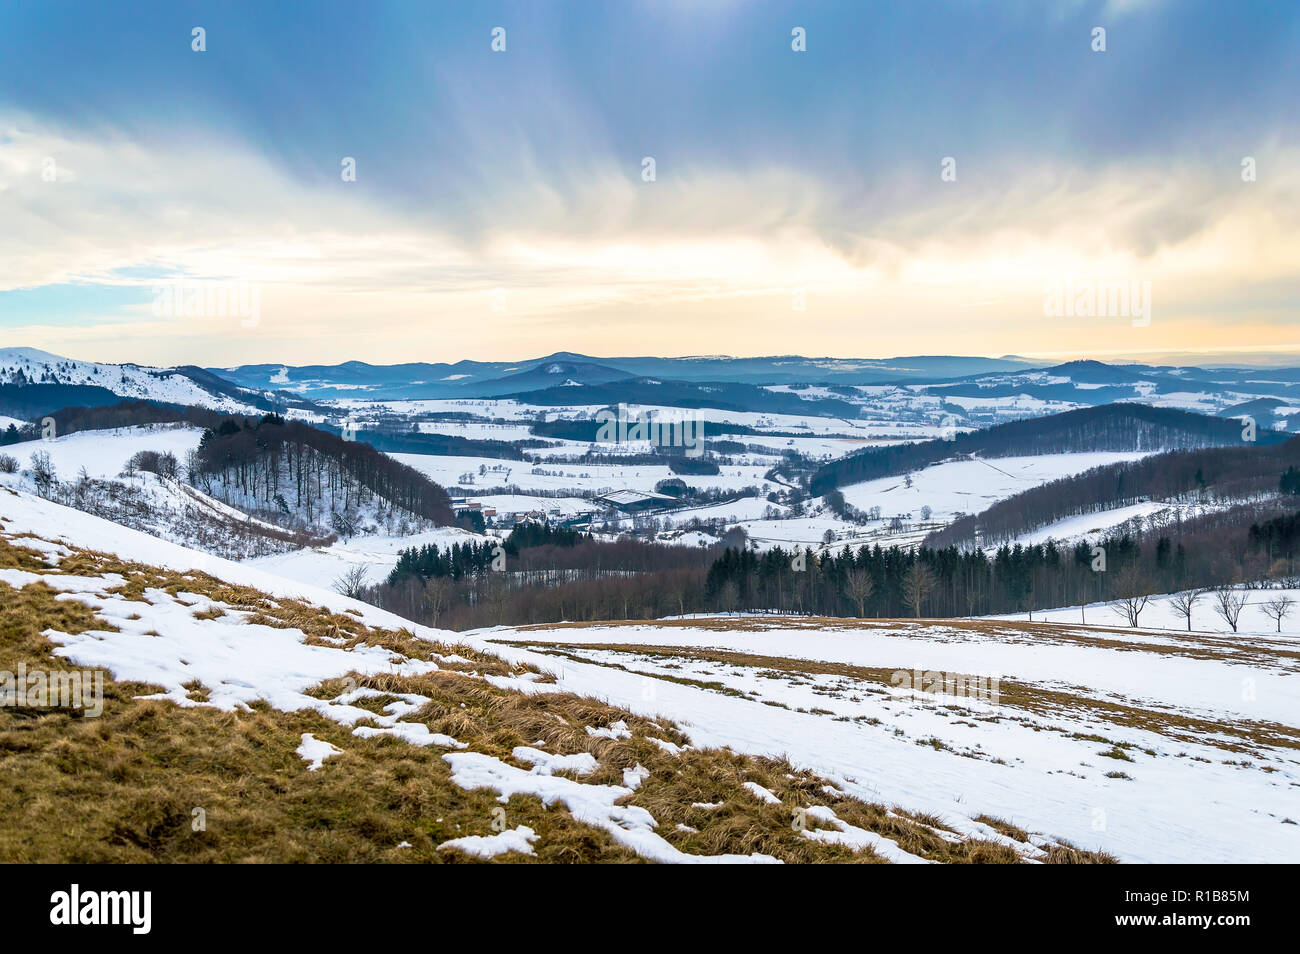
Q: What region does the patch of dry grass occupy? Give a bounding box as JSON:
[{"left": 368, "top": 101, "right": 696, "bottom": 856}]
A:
[
  {"left": 0, "top": 533, "right": 1113, "bottom": 863},
  {"left": 974, "top": 814, "right": 1029, "bottom": 842}
]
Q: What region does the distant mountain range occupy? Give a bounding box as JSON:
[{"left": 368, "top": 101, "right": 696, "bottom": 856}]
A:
[
  {"left": 206, "top": 352, "right": 1039, "bottom": 399},
  {"left": 3, "top": 347, "right": 1299, "bottom": 434}
]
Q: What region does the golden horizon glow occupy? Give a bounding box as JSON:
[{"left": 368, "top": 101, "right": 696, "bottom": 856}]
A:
[{"left": 2, "top": 117, "right": 1297, "bottom": 367}]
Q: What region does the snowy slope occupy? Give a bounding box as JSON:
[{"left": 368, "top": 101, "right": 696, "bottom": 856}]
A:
[
  {"left": 836, "top": 452, "right": 1153, "bottom": 523},
  {"left": 0, "top": 488, "right": 833, "bottom": 863},
  {"left": 0, "top": 425, "right": 331, "bottom": 558},
  {"left": 0, "top": 347, "right": 264, "bottom": 414},
  {"left": 0, "top": 424, "right": 205, "bottom": 480},
  {"left": 5, "top": 485, "right": 1296, "bottom": 862},
  {"left": 496, "top": 617, "right": 1300, "bottom": 864},
  {"left": 246, "top": 524, "right": 492, "bottom": 591},
  {"left": 1004, "top": 500, "right": 1231, "bottom": 548}
]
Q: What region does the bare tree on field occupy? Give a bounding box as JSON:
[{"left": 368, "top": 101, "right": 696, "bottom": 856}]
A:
[
  {"left": 844, "top": 568, "right": 874, "bottom": 618},
  {"left": 1109, "top": 564, "right": 1151, "bottom": 628},
  {"left": 1212, "top": 585, "right": 1249, "bottom": 633},
  {"left": 1168, "top": 589, "right": 1202, "bottom": 632},
  {"left": 333, "top": 564, "right": 369, "bottom": 600},
  {"left": 901, "top": 563, "right": 937, "bottom": 618},
  {"left": 1261, "top": 595, "right": 1295, "bottom": 633}
]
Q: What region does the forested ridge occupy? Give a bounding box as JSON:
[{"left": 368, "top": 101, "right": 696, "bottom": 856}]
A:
[
  {"left": 6, "top": 399, "right": 458, "bottom": 529},
  {"left": 810, "top": 404, "right": 1283, "bottom": 495},
  {"left": 927, "top": 436, "right": 1300, "bottom": 548},
  {"left": 192, "top": 415, "right": 455, "bottom": 526}
]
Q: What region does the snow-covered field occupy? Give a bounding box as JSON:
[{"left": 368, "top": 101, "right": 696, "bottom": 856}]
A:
[
  {"left": 246, "top": 524, "right": 491, "bottom": 590},
  {"left": 393, "top": 452, "right": 774, "bottom": 496},
  {"left": 494, "top": 615, "right": 1300, "bottom": 864},
  {"left": 6, "top": 484, "right": 1297, "bottom": 863},
  {"left": 1, "top": 425, "right": 205, "bottom": 481},
  {"left": 993, "top": 587, "right": 1300, "bottom": 636},
  {"left": 837, "top": 452, "right": 1152, "bottom": 524},
  {"left": 655, "top": 451, "right": 1165, "bottom": 552}
]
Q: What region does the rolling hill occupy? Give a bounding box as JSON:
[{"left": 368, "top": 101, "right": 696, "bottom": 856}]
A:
[{"left": 810, "top": 404, "right": 1288, "bottom": 496}]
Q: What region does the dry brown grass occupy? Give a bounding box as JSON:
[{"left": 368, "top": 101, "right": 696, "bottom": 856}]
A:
[
  {"left": 1041, "top": 841, "right": 1119, "bottom": 864},
  {"left": 515, "top": 615, "right": 1300, "bottom": 670},
  {"left": 0, "top": 533, "right": 1114, "bottom": 863},
  {"left": 506, "top": 640, "right": 1300, "bottom": 755},
  {"left": 974, "top": 814, "right": 1030, "bottom": 842}
]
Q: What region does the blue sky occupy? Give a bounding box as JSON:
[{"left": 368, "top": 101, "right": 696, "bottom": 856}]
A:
[{"left": 1, "top": 0, "right": 1297, "bottom": 365}]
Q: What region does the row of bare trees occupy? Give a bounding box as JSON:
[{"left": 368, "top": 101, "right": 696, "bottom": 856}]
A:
[{"left": 1162, "top": 586, "right": 1294, "bottom": 632}]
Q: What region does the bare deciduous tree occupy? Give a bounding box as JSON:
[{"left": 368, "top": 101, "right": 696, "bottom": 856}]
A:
[
  {"left": 330, "top": 506, "right": 362, "bottom": 541},
  {"left": 332, "top": 564, "right": 369, "bottom": 600},
  {"left": 844, "top": 568, "right": 874, "bottom": 618},
  {"left": 1168, "top": 589, "right": 1202, "bottom": 632},
  {"left": 1261, "top": 595, "right": 1295, "bottom": 633},
  {"left": 423, "top": 576, "right": 450, "bottom": 627},
  {"left": 1109, "top": 564, "right": 1151, "bottom": 628},
  {"left": 901, "top": 563, "right": 937, "bottom": 618},
  {"left": 1212, "top": 585, "right": 1249, "bottom": 633},
  {"left": 718, "top": 581, "right": 739, "bottom": 613},
  {"left": 484, "top": 575, "right": 510, "bottom": 625}
]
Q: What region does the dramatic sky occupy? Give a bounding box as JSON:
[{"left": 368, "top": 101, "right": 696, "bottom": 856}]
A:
[{"left": 1, "top": 0, "right": 1297, "bottom": 366}]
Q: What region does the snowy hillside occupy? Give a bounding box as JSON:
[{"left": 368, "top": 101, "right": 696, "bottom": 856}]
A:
[
  {"left": 6, "top": 485, "right": 1297, "bottom": 861},
  {"left": 1, "top": 485, "right": 1122, "bottom": 864},
  {"left": 0, "top": 424, "right": 332, "bottom": 559},
  {"left": 0, "top": 347, "right": 266, "bottom": 415},
  {"left": 246, "top": 524, "right": 492, "bottom": 591},
  {"left": 0, "top": 424, "right": 205, "bottom": 480},
  {"left": 836, "top": 452, "right": 1153, "bottom": 524}
]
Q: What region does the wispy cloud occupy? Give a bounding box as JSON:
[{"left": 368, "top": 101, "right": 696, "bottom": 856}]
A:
[{"left": 0, "top": 0, "right": 1296, "bottom": 364}]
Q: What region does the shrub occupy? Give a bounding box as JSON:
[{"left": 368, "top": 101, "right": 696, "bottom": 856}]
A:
[{"left": 126, "top": 450, "right": 179, "bottom": 478}]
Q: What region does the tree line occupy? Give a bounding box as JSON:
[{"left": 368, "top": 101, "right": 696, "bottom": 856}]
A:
[{"left": 355, "top": 499, "right": 1300, "bottom": 630}]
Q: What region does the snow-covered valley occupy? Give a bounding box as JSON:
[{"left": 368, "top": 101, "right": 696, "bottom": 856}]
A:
[{"left": 3, "top": 349, "right": 1299, "bottom": 865}]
